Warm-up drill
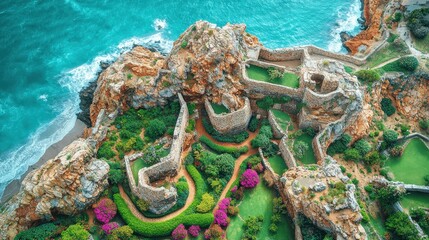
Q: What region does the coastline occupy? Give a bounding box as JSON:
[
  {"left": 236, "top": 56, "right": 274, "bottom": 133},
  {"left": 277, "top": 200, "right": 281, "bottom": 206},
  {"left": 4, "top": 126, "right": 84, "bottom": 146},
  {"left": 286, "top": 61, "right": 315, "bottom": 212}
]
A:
[{"left": 0, "top": 119, "right": 86, "bottom": 204}]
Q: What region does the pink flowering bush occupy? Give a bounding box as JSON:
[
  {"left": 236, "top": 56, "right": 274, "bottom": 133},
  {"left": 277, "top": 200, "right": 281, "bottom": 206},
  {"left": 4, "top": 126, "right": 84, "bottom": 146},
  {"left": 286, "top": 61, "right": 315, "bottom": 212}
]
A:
[
  {"left": 188, "top": 225, "right": 201, "bottom": 238},
  {"left": 218, "top": 198, "right": 231, "bottom": 212},
  {"left": 231, "top": 186, "right": 237, "bottom": 193},
  {"left": 240, "top": 169, "right": 259, "bottom": 188},
  {"left": 214, "top": 210, "right": 229, "bottom": 227},
  {"left": 171, "top": 224, "right": 188, "bottom": 240},
  {"left": 94, "top": 198, "right": 117, "bottom": 223},
  {"left": 101, "top": 222, "right": 119, "bottom": 234}
]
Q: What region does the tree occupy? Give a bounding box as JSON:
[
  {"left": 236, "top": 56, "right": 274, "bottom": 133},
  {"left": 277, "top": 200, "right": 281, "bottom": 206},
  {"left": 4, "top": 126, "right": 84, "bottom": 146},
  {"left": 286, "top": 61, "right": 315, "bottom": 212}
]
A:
[
  {"left": 145, "top": 119, "right": 166, "bottom": 140},
  {"left": 196, "top": 193, "right": 215, "bottom": 213},
  {"left": 380, "top": 98, "right": 396, "bottom": 116},
  {"left": 259, "top": 125, "right": 273, "bottom": 139},
  {"left": 61, "top": 224, "right": 90, "bottom": 240},
  {"left": 240, "top": 169, "right": 259, "bottom": 188},
  {"left": 344, "top": 148, "right": 360, "bottom": 162},
  {"left": 256, "top": 96, "right": 274, "bottom": 110},
  {"left": 327, "top": 134, "right": 352, "bottom": 155},
  {"left": 267, "top": 67, "right": 284, "bottom": 80},
  {"left": 354, "top": 69, "right": 381, "bottom": 82},
  {"left": 353, "top": 139, "right": 372, "bottom": 155},
  {"left": 108, "top": 226, "right": 133, "bottom": 240},
  {"left": 383, "top": 130, "right": 398, "bottom": 144},
  {"left": 293, "top": 141, "right": 309, "bottom": 159},
  {"left": 109, "top": 169, "right": 124, "bottom": 185},
  {"left": 419, "top": 119, "right": 429, "bottom": 130},
  {"left": 399, "top": 56, "right": 419, "bottom": 72},
  {"left": 214, "top": 154, "right": 235, "bottom": 178},
  {"left": 214, "top": 210, "right": 229, "bottom": 227},
  {"left": 251, "top": 134, "right": 270, "bottom": 149},
  {"left": 142, "top": 146, "right": 160, "bottom": 166},
  {"left": 363, "top": 151, "right": 381, "bottom": 165},
  {"left": 386, "top": 212, "right": 419, "bottom": 240},
  {"left": 375, "top": 186, "right": 404, "bottom": 207},
  {"left": 171, "top": 224, "right": 188, "bottom": 240}
]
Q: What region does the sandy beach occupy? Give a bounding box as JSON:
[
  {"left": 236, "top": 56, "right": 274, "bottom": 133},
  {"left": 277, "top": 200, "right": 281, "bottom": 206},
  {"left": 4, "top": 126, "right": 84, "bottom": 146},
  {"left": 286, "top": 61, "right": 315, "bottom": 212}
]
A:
[{"left": 0, "top": 119, "right": 87, "bottom": 204}]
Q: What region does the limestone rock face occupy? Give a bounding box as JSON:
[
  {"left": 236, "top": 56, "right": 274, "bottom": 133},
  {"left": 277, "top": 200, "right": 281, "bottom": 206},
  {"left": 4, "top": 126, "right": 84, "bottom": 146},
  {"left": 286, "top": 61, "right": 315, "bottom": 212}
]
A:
[
  {"left": 0, "top": 139, "right": 109, "bottom": 239},
  {"left": 282, "top": 160, "right": 366, "bottom": 240},
  {"left": 372, "top": 73, "right": 429, "bottom": 121},
  {"left": 90, "top": 46, "right": 167, "bottom": 125},
  {"left": 346, "top": 92, "right": 373, "bottom": 141},
  {"left": 167, "top": 21, "right": 260, "bottom": 110}
]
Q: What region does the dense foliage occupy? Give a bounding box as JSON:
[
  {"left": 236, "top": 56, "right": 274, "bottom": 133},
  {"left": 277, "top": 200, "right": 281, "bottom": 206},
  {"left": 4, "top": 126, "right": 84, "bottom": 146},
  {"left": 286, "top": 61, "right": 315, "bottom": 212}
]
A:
[
  {"left": 407, "top": 8, "right": 429, "bottom": 39},
  {"left": 256, "top": 96, "right": 291, "bottom": 110},
  {"left": 14, "top": 223, "right": 58, "bottom": 240},
  {"left": 354, "top": 69, "right": 381, "bottom": 82},
  {"left": 380, "top": 98, "right": 396, "bottom": 116},
  {"left": 248, "top": 115, "right": 260, "bottom": 132},
  {"left": 108, "top": 226, "right": 133, "bottom": 240},
  {"left": 145, "top": 119, "right": 167, "bottom": 140},
  {"left": 386, "top": 212, "right": 419, "bottom": 240},
  {"left": 383, "top": 130, "right": 399, "bottom": 145},
  {"left": 242, "top": 215, "right": 264, "bottom": 240},
  {"left": 327, "top": 134, "right": 351, "bottom": 155},
  {"left": 199, "top": 135, "right": 248, "bottom": 157},
  {"left": 61, "top": 224, "right": 90, "bottom": 240},
  {"left": 196, "top": 193, "right": 215, "bottom": 213}
]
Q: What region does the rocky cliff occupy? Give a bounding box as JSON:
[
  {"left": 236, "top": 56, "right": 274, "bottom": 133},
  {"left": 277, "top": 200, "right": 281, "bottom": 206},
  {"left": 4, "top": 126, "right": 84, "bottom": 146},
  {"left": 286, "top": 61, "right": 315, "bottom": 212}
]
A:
[
  {"left": 344, "top": 0, "right": 387, "bottom": 54},
  {"left": 90, "top": 21, "right": 260, "bottom": 125},
  {"left": 0, "top": 139, "right": 109, "bottom": 239}
]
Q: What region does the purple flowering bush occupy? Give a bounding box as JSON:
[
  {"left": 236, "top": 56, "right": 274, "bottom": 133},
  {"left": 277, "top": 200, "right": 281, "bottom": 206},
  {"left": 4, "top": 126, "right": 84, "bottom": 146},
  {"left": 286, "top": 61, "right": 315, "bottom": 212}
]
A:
[
  {"left": 218, "top": 198, "right": 231, "bottom": 212},
  {"left": 101, "top": 222, "right": 119, "bottom": 235},
  {"left": 171, "top": 224, "right": 188, "bottom": 240},
  {"left": 188, "top": 225, "right": 201, "bottom": 237},
  {"left": 240, "top": 169, "right": 259, "bottom": 188},
  {"left": 94, "top": 198, "right": 117, "bottom": 224}
]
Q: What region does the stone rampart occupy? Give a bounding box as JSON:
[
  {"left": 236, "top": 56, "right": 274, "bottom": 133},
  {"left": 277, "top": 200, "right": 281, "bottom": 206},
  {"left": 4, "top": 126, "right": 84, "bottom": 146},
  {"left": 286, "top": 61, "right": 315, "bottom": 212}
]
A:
[
  {"left": 268, "top": 110, "right": 287, "bottom": 139},
  {"left": 279, "top": 136, "right": 297, "bottom": 168},
  {"left": 403, "top": 184, "right": 429, "bottom": 193},
  {"left": 306, "top": 46, "right": 366, "bottom": 66},
  {"left": 259, "top": 148, "right": 280, "bottom": 181},
  {"left": 258, "top": 46, "right": 305, "bottom": 62},
  {"left": 205, "top": 97, "right": 251, "bottom": 134},
  {"left": 125, "top": 93, "right": 189, "bottom": 214}
]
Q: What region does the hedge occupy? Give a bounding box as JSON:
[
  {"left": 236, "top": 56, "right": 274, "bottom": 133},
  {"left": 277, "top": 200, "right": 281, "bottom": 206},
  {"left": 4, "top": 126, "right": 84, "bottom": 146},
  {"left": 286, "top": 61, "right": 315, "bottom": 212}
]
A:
[
  {"left": 199, "top": 135, "right": 248, "bottom": 157},
  {"left": 114, "top": 165, "right": 213, "bottom": 237}
]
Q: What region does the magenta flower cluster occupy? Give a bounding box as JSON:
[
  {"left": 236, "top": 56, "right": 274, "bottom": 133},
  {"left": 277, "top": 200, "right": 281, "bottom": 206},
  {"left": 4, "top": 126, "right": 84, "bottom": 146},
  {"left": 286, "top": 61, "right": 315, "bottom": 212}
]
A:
[
  {"left": 101, "top": 222, "right": 119, "bottom": 235},
  {"left": 188, "top": 225, "right": 201, "bottom": 238},
  {"left": 214, "top": 198, "right": 231, "bottom": 228},
  {"left": 94, "top": 198, "right": 117, "bottom": 224},
  {"left": 171, "top": 224, "right": 188, "bottom": 240},
  {"left": 231, "top": 186, "right": 237, "bottom": 193},
  {"left": 240, "top": 169, "right": 259, "bottom": 188}
]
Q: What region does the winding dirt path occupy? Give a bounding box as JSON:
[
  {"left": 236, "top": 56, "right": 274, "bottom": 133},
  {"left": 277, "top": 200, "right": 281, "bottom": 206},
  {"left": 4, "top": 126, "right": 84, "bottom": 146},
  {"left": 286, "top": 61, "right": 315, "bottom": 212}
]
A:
[{"left": 118, "top": 149, "right": 195, "bottom": 223}]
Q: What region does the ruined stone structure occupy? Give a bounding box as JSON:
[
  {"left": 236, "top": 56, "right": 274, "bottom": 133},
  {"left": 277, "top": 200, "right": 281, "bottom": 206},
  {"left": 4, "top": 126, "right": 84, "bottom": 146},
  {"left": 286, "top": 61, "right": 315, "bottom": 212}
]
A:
[
  {"left": 204, "top": 97, "right": 252, "bottom": 134},
  {"left": 124, "top": 93, "right": 189, "bottom": 214}
]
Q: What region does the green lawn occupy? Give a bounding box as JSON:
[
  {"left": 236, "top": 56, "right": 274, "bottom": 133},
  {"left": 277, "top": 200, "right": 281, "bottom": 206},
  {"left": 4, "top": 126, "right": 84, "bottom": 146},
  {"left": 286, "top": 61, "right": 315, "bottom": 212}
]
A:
[
  {"left": 365, "top": 41, "right": 410, "bottom": 68},
  {"left": 211, "top": 102, "right": 229, "bottom": 114},
  {"left": 401, "top": 192, "right": 429, "bottom": 212},
  {"left": 268, "top": 155, "right": 288, "bottom": 175},
  {"left": 386, "top": 138, "right": 429, "bottom": 185},
  {"left": 379, "top": 58, "right": 415, "bottom": 75},
  {"left": 131, "top": 158, "right": 150, "bottom": 184},
  {"left": 227, "top": 182, "right": 295, "bottom": 240},
  {"left": 369, "top": 212, "right": 387, "bottom": 237},
  {"left": 414, "top": 35, "right": 429, "bottom": 54},
  {"left": 271, "top": 109, "right": 293, "bottom": 131},
  {"left": 294, "top": 133, "right": 317, "bottom": 165},
  {"left": 246, "top": 65, "right": 300, "bottom": 89}
]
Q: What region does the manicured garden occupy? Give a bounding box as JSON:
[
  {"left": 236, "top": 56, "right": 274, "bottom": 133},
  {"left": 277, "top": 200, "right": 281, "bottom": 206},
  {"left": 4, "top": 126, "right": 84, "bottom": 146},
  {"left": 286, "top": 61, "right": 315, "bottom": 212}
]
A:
[
  {"left": 386, "top": 138, "right": 429, "bottom": 185},
  {"left": 271, "top": 109, "right": 294, "bottom": 131},
  {"left": 246, "top": 65, "right": 300, "bottom": 89},
  {"left": 268, "top": 155, "right": 288, "bottom": 175},
  {"left": 401, "top": 192, "right": 429, "bottom": 212},
  {"left": 210, "top": 102, "right": 229, "bottom": 114},
  {"left": 226, "top": 182, "right": 295, "bottom": 240}
]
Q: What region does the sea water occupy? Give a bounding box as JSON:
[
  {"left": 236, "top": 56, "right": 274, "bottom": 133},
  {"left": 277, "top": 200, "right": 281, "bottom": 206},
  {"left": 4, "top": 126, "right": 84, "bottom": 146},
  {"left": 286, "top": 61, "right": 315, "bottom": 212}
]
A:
[{"left": 0, "top": 0, "right": 362, "bottom": 197}]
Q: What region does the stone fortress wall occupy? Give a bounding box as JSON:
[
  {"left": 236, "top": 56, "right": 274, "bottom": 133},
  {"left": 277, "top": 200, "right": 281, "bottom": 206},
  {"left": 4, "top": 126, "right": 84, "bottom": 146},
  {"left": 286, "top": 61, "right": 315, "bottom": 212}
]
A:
[
  {"left": 124, "top": 93, "right": 189, "bottom": 214},
  {"left": 205, "top": 97, "right": 252, "bottom": 134}
]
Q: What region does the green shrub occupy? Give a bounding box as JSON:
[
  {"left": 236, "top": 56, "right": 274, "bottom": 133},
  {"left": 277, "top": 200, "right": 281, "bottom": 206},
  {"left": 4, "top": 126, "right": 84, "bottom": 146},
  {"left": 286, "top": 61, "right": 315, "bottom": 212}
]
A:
[
  {"left": 61, "top": 224, "right": 90, "bottom": 240},
  {"left": 181, "top": 40, "right": 188, "bottom": 49},
  {"left": 399, "top": 56, "right": 419, "bottom": 71},
  {"left": 109, "top": 226, "right": 133, "bottom": 240},
  {"left": 363, "top": 151, "right": 381, "bottom": 165},
  {"left": 267, "top": 67, "right": 284, "bottom": 80},
  {"left": 386, "top": 212, "right": 419, "bottom": 240},
  {"left": 248, "top": 115, "right": 259, "bottom": 132},
  {"left": 354, "top": 69, "right": 381, "bottom": 82},
  {"left": 196, "top": 193, "right": 215, "bottom": 213},
  {"left": 344, "top": 148, "right": 360, "bottom": 162},
  {"left": 353, "top": 139, "right": 372, "bottom": 156},
  {"left": 256, "top": 96, "right": 274, "bottom": 110},
  {"left": 383, "top": 130, "right": 398, "bottom": 144},
  {"left": 187, "top": 102, "right": 196, "bottom": 115},
  {"left": 145, "top": 119, "right": 167, "bottom": 140},
  {"left": 380, "top": 98, "right": 396, "bottom": 116},
  {"left": 199, "top": 135, "right": 248, "bottom": 157},
  {"left": 419, "top": 119, "right": 429, "bottom": 130},
  {"left": 327, "top": 134, "right": 352, "bottom": 155},
  {"left": 407, "top": 8, "right": 429, "bottom": 39},
  {"left": 293, "top": 141, "right": 309, "bottom": 159},
  {"left": 97, "top": 141, "right": 116, "bottom": 159},
  {"left": 14, "top": 223, "right": 58, "bottom": 240}
]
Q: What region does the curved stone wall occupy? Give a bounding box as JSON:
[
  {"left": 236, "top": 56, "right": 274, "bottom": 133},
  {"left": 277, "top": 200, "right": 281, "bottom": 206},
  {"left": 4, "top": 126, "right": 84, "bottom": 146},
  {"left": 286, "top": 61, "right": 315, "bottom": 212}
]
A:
[
  {"left": 205, "top": 97, "right": 251, "bottom": 134},
  {"left": 268, "top": 110, "right": 287, "bottom": 139},
  {"left": 124, "top": 93, "right": 189, "bottom": 214}
]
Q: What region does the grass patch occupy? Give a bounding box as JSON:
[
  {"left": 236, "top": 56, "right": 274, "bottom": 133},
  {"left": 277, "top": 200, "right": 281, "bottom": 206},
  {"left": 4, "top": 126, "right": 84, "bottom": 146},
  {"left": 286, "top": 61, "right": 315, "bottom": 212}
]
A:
[
  {"left": 414, "top": 33, "right": 429, "bottom": 54},
  {"left": 226, "top": 183, "right": 295, "bottom": 239},
  {"left": 386, "top": 138, "right": 429, "bottom": 185},
  {"left": 401, "top": 192, "right": 429, "bottom": 212},
  {"left": 294, "top": 133, "right": 317, "bottom": 165},
  {"left": 271, "top": 109, "right": 293, "bottom": 131},
  {"left": 344, "top": 65, "right": 354, "bottom": 74},
  {"left": 365, "top": 41, "right": 410, "bottom": 68},
  {"left": 246, "top": 65, "right": 299, "bottom": 88},
  {"left": 210, "top": 102, "right": 229, "bottom": 114},
  {"left": 268, "top": 155, "right": 288, "bottom": 175},
  {"left": 131, "top": 158, "right": 150, "bottom": 184}
]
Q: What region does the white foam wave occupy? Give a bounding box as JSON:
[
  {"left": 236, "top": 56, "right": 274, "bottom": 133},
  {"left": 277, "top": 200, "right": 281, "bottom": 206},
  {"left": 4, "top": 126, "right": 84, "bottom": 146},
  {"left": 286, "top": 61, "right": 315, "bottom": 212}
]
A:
[
  {"left": 38, "top": 94, "right": 48, "bottom": 101},
  {"left": 328, "top": 0, "right": 362, "bottom": 52},
  {"left": 153, "top": 19, "right": 168, "bottom": 31},
  {"left": 0, "top": 33, "right": 173, "bottom": 197}
]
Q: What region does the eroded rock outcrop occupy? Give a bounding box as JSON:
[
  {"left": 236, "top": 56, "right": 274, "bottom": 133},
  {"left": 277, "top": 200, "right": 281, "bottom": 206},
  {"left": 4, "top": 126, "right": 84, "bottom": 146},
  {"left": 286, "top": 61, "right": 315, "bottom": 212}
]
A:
[
  {"left": 371, "top": 72, "right": 429, "bottom": 121},
  {"left": 282, "top": 159, "right": 366, "bottom": 240},
  {"left": 0, "top": 139, "right": 109, "bottom": 239}
]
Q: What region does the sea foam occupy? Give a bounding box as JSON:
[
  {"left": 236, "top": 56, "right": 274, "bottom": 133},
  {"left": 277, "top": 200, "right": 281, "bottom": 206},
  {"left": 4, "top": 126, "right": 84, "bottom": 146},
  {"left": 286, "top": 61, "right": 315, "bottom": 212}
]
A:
[{"left": 0, "top": 32, "right": 173, "bottom": 198}]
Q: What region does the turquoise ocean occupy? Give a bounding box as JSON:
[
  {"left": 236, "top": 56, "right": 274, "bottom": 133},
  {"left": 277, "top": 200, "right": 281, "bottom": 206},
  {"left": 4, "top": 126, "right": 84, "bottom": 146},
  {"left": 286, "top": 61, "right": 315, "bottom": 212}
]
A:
[{"left": 0, "top": 0, "right": 362, "bottom": 197}]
